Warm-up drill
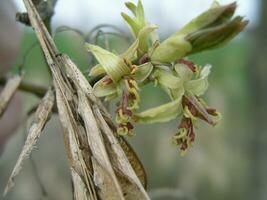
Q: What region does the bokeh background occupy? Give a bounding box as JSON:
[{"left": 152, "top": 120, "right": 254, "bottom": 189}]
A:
[{"left": 0, "top": 0, "right": 266, "bottom": 199}]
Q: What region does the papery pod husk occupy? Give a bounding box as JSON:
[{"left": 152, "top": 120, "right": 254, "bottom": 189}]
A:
[
  {"left": 93, "top": 106, "right": 150, "bottom": 200},
  {"left": 3, "top": 89, "right": 54, "bottom": 197}
]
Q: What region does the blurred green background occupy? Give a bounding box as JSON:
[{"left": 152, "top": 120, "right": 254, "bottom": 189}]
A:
[{"left": 1, "top": 0, "right": 267, "bottom": 200}]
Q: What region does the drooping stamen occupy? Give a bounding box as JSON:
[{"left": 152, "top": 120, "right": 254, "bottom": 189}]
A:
[
  {"left": 116, "top": 88, "right": 138, "bottom": 135},
  {"left": 174, "top": 115, "right": 195, "bottom": 152},
  {"left": 123, "top": 58, "right": 132, "bottom": 68},
  {"left": 117, "top": 122, "right": 134, "bottom": 136},
  {"left": 124, "top": 77, "right": 140, "bottom": 110},
  {"left": 183, "top": 95, "right": 217, "bottom": 125}
]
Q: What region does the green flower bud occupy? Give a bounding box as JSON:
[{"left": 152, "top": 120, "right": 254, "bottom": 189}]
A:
[
  {"left": 151, "top": 34, "right": 192, "bottom": 63},
  {"left": 150, "top": 2, "right": 248, "bottom": 63},
  {"left": 186, "top": 16, "right": 248, "bottom": 54},
  {"left": 181, "top": 2, "right": 248, "bottom": 54},
  {"left": 179, "top": 2, "right": 237, "bottom": 35}
]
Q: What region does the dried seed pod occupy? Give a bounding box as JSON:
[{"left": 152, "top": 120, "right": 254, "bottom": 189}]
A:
[{"left": 4, "top": 89, "right": 55, "bottom": 196}]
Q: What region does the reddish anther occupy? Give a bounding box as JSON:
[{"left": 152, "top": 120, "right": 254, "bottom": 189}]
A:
[
  {"left": 177, "top": 59, "right": 196, "bottom": 72},
  {"left": 102, "top": 77, "right": 113, "bottom": 85},
  {"left": 139, "top": 54, "right": 150, "bottom": 64}
]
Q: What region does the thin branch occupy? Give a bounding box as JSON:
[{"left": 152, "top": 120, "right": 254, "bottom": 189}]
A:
[
  {"left": 86, "top": 23, "right": 129, "bottom": 42},
  {"left": 0, "top": 74, "right": 23, "bottom": 117},
  {"left": 0, "top": 77, "right": 47, "bottom": 98},
  {"left": 54, "top": 26, "right": 84, "bottom": 38},
  {"left": 0, "top": 76, "right": 104, "bottom": 98}
]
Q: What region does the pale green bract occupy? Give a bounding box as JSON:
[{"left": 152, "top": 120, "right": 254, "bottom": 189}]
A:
[
  {"left": 86, "top": 44, "right": 130, "bottom": 82},
  {"left": 134, "top": 64, "right": 211, "bottom": 123},
  {"left": 121, "top": 0, "right": 158, "bottom": 54},
  {"left": 92, "top": 78, "right": 118, "bottom": 97},
  {"left": 121, "top": 0, "right": 145, "bottom": 38},
  {"left": 184, "top": 65, "right": 211, "bottom": 96},
  {"left": 89, "top": 64, "right": 105, "bottom": 77},
  {"left": 132, "top": 62, "right": 153, "bottom": 82},
  {"left": 135, "top": 97, "right": 182, "bottom": 123},
  {"left": 153, "top": 69, "right": 182, "bottom": 89}
]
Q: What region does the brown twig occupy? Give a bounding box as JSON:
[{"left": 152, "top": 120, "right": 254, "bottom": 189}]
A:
[
  {"left": 0, "top": 77, "right": 46, "bottom": 98},
  {"left": 0, "top": 75, "right": 104, "bottom": 98}
]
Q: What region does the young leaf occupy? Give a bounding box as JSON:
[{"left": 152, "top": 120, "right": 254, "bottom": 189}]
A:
[{"left": 4, "top": 89, "right": 54, "bottom": 196}]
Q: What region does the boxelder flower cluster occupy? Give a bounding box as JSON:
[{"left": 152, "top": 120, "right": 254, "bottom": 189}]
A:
[{"left": 85, "top": 1, "right": 248, "bottom": 154}]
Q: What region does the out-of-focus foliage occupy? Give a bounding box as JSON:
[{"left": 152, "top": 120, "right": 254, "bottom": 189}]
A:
[
  {"left": 1, "top": 0, "right": 266, "bottom": 200},
  {"left": 0, "top": 1, "right": 22, "bottom": 156},
  {"left": 0, "top": 1, "right": 22, "bottom": 74}
]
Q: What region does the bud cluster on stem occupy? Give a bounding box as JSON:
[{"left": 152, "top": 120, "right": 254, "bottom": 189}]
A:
[{"left": 86, "top": 0, "right": 247, "bottom": 154}]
